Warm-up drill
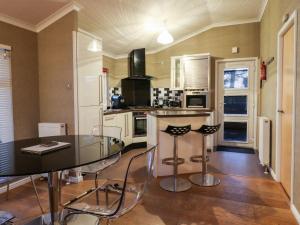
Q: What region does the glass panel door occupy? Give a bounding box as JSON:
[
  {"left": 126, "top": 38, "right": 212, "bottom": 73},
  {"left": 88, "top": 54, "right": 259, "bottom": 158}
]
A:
[{"left": 217, "top": 60, "right": 256, "bottom": 148}]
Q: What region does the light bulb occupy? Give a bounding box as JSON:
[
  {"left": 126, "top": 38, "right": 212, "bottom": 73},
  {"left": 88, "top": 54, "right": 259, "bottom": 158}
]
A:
[{"left": 157, "top": 29, "right": 174, "bottom": 45}]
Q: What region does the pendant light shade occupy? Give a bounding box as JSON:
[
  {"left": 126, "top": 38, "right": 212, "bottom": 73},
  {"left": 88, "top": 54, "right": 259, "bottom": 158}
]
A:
[
  {"left": 88, "top": 39, "right": 102, "bottom": 52},
  {"left": 157, "top": 29, "right": 174, "bottom": 45}
]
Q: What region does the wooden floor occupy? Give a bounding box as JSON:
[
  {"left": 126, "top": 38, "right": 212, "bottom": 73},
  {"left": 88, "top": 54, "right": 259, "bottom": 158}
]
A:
[{"left": 0, "top": 149, "right": 297, "bottom": 225}]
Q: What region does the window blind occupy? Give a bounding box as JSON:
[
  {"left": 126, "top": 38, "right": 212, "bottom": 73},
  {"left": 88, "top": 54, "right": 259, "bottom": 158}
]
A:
[{"left": 0, "top": 49, "right": 14, "bottom": 143}]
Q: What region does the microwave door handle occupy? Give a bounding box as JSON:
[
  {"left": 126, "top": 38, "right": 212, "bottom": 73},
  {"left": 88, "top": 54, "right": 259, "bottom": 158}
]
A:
[{"left": 135, "top": 117, "right": 146, "bottom": 120}]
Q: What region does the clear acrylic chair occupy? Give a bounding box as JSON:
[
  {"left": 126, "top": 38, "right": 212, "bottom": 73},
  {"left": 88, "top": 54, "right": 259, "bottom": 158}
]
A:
[
  {"left": 0, "top": 211, "right": 14, "bottom": 225},
  {"left": 0, "top": 176, "right": 44, "bottom": 213},
  {"left": 62, "top": 145, "right": 156, "bottom": 225},
  {"left": 59, "top": 126, "right": 123, "bottom": 207}
]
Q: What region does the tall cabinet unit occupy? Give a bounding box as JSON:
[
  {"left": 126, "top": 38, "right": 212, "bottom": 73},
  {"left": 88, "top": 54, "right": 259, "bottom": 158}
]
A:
[{"left": 74, "top": 31, "right": 103, "bottom": 135}]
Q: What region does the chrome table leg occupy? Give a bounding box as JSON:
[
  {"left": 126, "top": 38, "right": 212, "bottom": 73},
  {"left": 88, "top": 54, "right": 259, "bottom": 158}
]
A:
[{"left": 24, "top": 171, "right": 61, "bottom": 225}]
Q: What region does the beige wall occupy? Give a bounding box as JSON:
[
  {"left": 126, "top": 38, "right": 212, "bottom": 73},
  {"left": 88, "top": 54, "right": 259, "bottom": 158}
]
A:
[
  {"left": 0, "top": 21, "right": 39, "bottom": 140},
  {"left": 260, "top": 0, "right": 300, "bottom": 212},
  {"left": 104, "top": 22, "right": 260, "bottom": 89},
  {"left": 38, "top": 11, "right": 77, "bottom": 134}
]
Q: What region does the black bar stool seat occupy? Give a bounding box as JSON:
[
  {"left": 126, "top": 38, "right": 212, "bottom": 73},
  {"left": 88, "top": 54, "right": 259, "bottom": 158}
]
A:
[
  {"left": 189, "top": 124, "right": 221, "bottom": 187},
  {"left": 160, "top": 125, "right": 192, "bottom": 192}
]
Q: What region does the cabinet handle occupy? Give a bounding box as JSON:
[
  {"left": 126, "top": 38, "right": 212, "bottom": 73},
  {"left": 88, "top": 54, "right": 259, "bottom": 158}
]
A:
[
  {"left": 125, "top": 114, "right": 128, "bottom": 137},
  {"left": 99, "top": 75, "right": 103, "bottom": 104},
  {"left": 127, "top": 114, "right": 129, "bottom": 136},
  {"left": 105, "top": 117, "right": 114, "bottom": 121},
  {"left": 124, "top": 114, "right": 127, "bottom": 137}
]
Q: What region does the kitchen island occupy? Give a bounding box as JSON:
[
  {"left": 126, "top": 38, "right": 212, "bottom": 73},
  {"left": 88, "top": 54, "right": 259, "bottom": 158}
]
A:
[{"left": 147, "top": 110, "right": 213, "bottom": 177}]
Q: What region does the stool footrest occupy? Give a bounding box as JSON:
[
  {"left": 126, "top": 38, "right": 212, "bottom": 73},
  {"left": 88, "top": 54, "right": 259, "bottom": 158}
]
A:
[
  {"left": 190, "top": 155, "right": 209, "bottom": 163},
  {"left": 162, "top": 157, "right": 185, "bottom": 166}
]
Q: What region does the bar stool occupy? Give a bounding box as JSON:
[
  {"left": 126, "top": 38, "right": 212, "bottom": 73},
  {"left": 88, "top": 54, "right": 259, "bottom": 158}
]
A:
[
  {"left": 189, "top": 124, "right": 221, "bottom": 187},
  {"left": 160, "top": 125, "right": 192, "bottom": 192}
]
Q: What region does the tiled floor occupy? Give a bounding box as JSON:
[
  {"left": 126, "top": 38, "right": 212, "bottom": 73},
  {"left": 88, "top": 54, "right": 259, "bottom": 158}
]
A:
[{"left": 0, "top": 149, "right": 297, "bottom": 225}]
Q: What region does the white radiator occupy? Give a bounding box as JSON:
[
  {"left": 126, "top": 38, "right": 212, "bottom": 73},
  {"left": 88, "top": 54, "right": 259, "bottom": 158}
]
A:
[
  {"left": 38, "top": 123, "right": 66, "bottom": 137},
  {"left": 258, "top": 117, "right": 270, "bottom": 166},
  {"left": 38, "top": 123, "right": 67, "bottom": 178}
]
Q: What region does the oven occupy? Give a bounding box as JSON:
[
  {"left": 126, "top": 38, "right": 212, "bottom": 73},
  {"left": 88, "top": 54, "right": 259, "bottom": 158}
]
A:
[
  {"left": 184, "top": 90, "right": 209, "bottom": 108},
  {"left": 133, "top": 112, "right": 147, "bottom": 137}
]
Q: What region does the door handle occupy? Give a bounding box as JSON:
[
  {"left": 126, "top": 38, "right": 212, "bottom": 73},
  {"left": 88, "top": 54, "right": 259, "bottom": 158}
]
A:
[{"left": 277, "top": 110, "right": 285, "bottom": 113}]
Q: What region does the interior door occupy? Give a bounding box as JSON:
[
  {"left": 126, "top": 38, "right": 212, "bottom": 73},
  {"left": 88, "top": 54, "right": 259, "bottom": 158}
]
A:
[
  {"left": 280, "top": 25, "right": 295, "bottom": 197},
  {"left": 217, "top": 60, "right": 256, "bottom": 148}
]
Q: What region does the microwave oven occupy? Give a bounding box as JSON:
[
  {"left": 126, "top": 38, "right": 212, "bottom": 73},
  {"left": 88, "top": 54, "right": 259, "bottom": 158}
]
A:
[{"left": 183, "top": 89, "right": 209, "bottom": 109}]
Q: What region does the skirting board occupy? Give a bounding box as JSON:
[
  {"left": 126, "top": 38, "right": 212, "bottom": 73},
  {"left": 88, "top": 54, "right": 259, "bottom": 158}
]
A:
[
  {"left": 0, "top": 175, "right": 40, "bottom": 194},
  {"left": 291, "top": 204, "right": 300, "bottom": 224},
  {"left": 270, "top": 168, "right": 279, "bottom": 181}
]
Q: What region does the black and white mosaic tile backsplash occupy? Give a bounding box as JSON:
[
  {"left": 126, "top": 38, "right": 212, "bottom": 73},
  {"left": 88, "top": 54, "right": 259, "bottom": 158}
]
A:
[{"left": 109, "top": 87, "right": 183, "bottom": 106}]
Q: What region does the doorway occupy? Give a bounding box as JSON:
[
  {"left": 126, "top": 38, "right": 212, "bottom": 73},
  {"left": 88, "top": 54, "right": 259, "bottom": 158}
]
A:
[
  {"left": 276, "top": 11, "right": 297, "bottom": 198},
  {"left": 216, "top": 58, "right": 257, "bottom": 149}
]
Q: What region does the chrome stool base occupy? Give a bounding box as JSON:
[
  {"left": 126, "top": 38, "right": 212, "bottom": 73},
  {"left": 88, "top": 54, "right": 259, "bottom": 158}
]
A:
[
  {"left": 160, "top": 177, "right": 192, "bottom": 192},
  {"left": 189, "top": 173, "right": 220, "bottom": 187}
]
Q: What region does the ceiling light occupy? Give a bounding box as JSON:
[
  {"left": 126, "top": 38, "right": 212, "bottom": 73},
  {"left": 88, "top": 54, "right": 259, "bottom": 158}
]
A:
[
  {"left": 157, "top": 29, "right": 174, "bottom": 45},
  {"left": 88, "top": 39, "right": 102, "bottom": 52}
]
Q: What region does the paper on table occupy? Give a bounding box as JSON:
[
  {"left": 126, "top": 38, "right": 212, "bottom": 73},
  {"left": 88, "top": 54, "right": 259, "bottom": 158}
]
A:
[{"left": 21, "top": 142, "right": 71, "bottom": 154}]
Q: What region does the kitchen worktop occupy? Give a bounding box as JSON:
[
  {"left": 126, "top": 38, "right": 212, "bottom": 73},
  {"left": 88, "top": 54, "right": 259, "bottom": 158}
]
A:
[
  {"left": 104, "top": 107, "right": 213, "bottom": 115},
  {"left": 147, "top": 110, "right": 211, "bottom": 117}
]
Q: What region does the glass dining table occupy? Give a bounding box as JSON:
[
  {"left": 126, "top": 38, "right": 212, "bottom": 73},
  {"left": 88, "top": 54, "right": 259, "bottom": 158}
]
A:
[{"left": 0, "top": 135, "right": 124, "bottom": 225}]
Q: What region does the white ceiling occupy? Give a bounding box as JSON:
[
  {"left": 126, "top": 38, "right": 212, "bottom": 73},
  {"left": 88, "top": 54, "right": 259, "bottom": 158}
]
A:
[
  {"left": 76, "top": 0, "right": 267, "bottom": 57},
  {"left": 0, "top": 0, "right": 268, "bottom": 57}
]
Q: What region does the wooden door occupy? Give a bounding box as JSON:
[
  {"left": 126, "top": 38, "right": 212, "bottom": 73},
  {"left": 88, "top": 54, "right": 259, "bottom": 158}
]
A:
[{"left": 280, "top": 25, "right": 294, "bottom": 197}]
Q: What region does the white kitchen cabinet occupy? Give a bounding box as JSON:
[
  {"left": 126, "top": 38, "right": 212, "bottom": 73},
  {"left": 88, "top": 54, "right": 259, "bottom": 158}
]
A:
[
  {"left": 170, "top": 54, "right": 210, "bottom": 90},
  {"left": 170, "top": 56, "right": 184, "bottom": 90},
  {"left": 79, "top": 106, "right": 102, "bottom": 135},
  {"left": 103, "top": 112, "right": 132, "bottom": 146},
  {"left": 122, "top": 112, "right": 133, "bottom": 146},
  {"left": 183, "top": 54, "right": 210, "bottom": 90}
]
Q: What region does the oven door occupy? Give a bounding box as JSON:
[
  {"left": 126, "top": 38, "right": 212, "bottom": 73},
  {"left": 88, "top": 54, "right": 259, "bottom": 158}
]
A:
[
  {"left": 185, "top": 95, "right": 207, "bottom": 108},
  {"left": 133, "top": 115, "right": 147, "bottom": 137}
]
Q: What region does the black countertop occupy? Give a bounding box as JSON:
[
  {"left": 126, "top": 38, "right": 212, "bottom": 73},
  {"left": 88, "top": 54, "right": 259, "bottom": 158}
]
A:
[
  {"left": 104, "top": 107, "right": 213, "bottom": 115},
  {"left": 147, "top": 110, "right": 211, "bottom": 117}
]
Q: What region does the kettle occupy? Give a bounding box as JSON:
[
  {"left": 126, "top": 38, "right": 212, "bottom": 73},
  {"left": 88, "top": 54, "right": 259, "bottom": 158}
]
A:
[{"left": 111, "top": 94, "right": 126, "bottom": 109}]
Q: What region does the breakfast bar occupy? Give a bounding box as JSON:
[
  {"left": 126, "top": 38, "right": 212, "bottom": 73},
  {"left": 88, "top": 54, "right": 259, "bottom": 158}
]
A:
[{"left": 147, "top": 110, "right": 212, "bottom": 177}]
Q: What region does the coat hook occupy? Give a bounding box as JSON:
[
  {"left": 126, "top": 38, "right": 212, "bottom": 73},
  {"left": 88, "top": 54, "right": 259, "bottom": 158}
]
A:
[{"left": 266, "top": 57, "right": 274, "bottom": 66}]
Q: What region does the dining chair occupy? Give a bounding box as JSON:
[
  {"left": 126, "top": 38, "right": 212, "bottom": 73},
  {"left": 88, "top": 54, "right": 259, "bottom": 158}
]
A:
[
  {"left": 0, "top": 211, "right": 14, "bottom": 225},
  {"left": 0, "top": 176, "right": 44, "bottom": 213},
  {"left": 61, "top": 145, "right": 156, "bottom": 225},
  {"left": 59, "top": 126, "right": 123, "bottom": 207}
]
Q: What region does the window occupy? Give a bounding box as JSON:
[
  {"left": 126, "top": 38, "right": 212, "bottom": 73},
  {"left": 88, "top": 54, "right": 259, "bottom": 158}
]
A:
[
  {"left": 224, "top": 121, "right": 247, "bottom": 142},
  {"left": 224, "top": 96, "right": 247, "bottom": 115},
  {"left": 224, "top": 68, "right": 248, "bottom": 89},
  {"left": 0, "top": 48, "right": 14, "bottom": 143}
]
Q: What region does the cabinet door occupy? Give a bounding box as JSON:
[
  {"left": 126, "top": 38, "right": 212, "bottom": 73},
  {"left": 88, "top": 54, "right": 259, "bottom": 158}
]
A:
[
  {"left": 77, "top": 32, "right": 102, "bottom": 107},
  {"left": 103, "top": 114, "right": 118, "bottom": 127},
  {"left": 183, "top": 56, "right": 210, "bottom": 89},
  {"left": 170, "top": 57, "right": 184, "bottom": 90},
  {"left": 78, "top": 106, "right": 101, "bottom": 135}
]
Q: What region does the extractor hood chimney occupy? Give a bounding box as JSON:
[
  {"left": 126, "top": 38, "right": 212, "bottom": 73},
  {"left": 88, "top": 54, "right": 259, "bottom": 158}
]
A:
[{"left": 127, "top": 48, "right": 152, "bottom": 79}]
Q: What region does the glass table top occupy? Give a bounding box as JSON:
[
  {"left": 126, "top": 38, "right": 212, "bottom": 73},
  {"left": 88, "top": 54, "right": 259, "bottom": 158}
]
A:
[{"left": 0, "top": 135, "right": 123, "bottom": 177}]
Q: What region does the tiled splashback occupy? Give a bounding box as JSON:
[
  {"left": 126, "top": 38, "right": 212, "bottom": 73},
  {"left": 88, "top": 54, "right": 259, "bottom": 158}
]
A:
[{"left": 109, "top": 87, "right": 183, "bottom": 106}]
